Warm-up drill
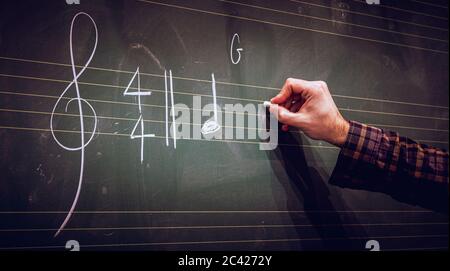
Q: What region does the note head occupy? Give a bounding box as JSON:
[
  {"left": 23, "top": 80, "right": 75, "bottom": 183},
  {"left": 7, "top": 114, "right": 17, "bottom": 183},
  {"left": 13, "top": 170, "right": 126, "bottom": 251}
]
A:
[{"left": 201, "top": 119, "right": 221, "bottom": 135}]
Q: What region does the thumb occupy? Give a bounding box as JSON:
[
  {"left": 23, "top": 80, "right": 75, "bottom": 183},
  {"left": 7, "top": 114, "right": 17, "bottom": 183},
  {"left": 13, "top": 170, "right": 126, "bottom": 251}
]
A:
[{"left": 269, "top": 104, "right": 303, "bottom": 127}]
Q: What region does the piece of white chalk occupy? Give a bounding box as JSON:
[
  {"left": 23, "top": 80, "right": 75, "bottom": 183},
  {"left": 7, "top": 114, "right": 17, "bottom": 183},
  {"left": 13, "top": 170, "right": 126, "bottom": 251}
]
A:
[{"left": 263, "top": 101, "right": 272, "bottom": 108}]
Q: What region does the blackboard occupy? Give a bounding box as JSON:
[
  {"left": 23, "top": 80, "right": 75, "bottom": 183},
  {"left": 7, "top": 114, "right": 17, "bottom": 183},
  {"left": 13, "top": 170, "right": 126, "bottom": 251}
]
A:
[{"left": 0, "top": 0, "right": 448, "bottom": 251}]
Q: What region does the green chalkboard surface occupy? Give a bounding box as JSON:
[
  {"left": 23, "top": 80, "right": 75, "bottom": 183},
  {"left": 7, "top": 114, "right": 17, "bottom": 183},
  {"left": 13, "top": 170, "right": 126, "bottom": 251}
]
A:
[{"left": 0, "top": 0, "right": 448, "bottom": 250}]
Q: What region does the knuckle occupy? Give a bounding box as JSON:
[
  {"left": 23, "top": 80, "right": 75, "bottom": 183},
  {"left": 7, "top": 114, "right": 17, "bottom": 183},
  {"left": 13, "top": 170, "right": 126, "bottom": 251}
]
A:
[
  {"left": 285, "top": 77, "right": 295, "bottom": 86},
  {"left": 311, "top": 81, "right": 328, "bottom": 96},
  {"left": 317, "top": 81, "right": 328, "bottom": 91},
  {"left": 317, "top": 81, "right": 328, "bottom": 90}
]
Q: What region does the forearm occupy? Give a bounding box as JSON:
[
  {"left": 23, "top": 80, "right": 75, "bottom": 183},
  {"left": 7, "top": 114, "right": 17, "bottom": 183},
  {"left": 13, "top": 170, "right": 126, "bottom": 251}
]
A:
[
  {"left": 268, "top": 77, "right": 449, "bottom": 210},
  {"left": 329, "top": 121, "right": 449, "bottom": 210}
]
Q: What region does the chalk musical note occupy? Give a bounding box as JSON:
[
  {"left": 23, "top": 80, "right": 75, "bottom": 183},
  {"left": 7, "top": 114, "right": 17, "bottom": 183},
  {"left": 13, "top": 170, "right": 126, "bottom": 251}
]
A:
[
  {"left": 201, "top": 73, "right": 221, "bottom": 135},
  {"left": 50, "top": 12, "right": 98, "bottom": 237},
  {"left": 123, "top": 67, "right": 154, "bottom": 163}
]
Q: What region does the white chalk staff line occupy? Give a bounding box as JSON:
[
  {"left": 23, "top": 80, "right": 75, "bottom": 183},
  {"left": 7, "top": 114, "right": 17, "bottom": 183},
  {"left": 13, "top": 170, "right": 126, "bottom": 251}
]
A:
[
  {"left": 219, "top": 0, "right": 449, "bottom": 43},
  {"left": 0, "top": 56, "right": 448, "bottom": 110},
  {"left": 0, "top": 234, "right": 447, "bottom": 250},
  {"left": 0, "top": 74, "right": 448, "bottom": 121},
  {"left": 289, "top": 0, "right": 449, "bottom": 32},
  {"left": 2, "top": 107, "right": 449, "bottom": 146},
  {"left": 0, "top": 125, "right": 342, "bottom": 149},
  {"left": 0, "top": 209, "right": 438, "bottom": 214},
  {"left": 350, "top": 0, "right": 448, "bottom": 21},
  {"left": 1, "top": 90, "right": 449, "bottom": 133},
  {"left": 0, "top": 222, "right": 447, "bottom": 232},
  {"left": 2, "top": 108, "right": 449, "bottom": 138},
  {"left": 2, "top": 90, "right": 450, "bottom": 142},
  {"left": 0, "top": 125, "right": 448, "bottom": 149},
  {"left": 136, "top": 0, "right": 448, "bottom": 54}
]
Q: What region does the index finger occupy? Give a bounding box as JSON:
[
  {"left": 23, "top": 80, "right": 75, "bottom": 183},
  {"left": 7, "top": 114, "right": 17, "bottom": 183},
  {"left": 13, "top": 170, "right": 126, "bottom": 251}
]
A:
[{"left": 270, "top": 78, "right": 310, "bottom": 104}]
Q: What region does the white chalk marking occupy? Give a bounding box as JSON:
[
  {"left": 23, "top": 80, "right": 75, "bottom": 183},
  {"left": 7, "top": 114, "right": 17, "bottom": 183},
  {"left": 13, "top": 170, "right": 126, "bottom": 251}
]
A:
[
  {"left": 230, "top": 33, "right": 243, "bottom": 65},
  {"left": 212, "top": 73, "right": 218, "bottom": 122},
  {"left": 201, "top": 73, "right": 221, "bottom": 135},
  {"left": 169, "top": 70, "right": 177, "bottom": 148},
  {"left": 201, "top": 119, "right": 221, "bottom": 134},
  {"left": 123, "top": 67, "right": 152, "bottom": 113},
  {"left": 129, "top": 115, "right": 155, "bottom": 163},
  {"left": 164, "top": 70, "right": 169, "bottom": 147},
  {"left": 50, "top": 12, "right": 98, "bottom": 237},
  {"left": 123, "top": 67, "right": 155, "bottom": 163}
]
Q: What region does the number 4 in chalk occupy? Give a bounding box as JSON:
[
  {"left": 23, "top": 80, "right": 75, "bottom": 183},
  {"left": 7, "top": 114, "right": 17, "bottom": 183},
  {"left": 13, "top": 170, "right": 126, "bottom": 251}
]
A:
[
  {"left": 123, "top": 67, "right": 155, "bottom": 164},
  {"left": 130, "top": 115, "right": 155, "bottom": 163}
]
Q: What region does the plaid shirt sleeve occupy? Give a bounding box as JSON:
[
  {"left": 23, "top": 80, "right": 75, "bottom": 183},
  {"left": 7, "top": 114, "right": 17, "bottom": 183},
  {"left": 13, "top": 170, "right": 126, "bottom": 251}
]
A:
[{"left": 330, "top": 120, "right": 449, "bottom": 194}]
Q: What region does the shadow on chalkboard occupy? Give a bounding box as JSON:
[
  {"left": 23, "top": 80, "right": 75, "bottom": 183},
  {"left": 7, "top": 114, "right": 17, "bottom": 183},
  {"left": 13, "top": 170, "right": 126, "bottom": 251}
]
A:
[{"left": 267, "top": 128, "right": 368, "bottom": 250}]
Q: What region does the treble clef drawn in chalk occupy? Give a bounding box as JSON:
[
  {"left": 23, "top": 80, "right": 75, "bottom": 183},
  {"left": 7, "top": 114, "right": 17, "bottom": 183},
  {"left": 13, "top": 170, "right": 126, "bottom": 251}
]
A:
[
  {"left": 201, "top": 73, "right": 221, "bottom": 135},
  {"left": 50, "top": 12, "right": 98, "bottom": 237}
]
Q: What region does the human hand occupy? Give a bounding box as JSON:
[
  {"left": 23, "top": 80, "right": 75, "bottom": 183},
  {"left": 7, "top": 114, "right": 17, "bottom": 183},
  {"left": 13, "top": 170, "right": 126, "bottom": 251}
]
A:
[{"left": 268, "top": 78, "right": 350, "bottom": 147}]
